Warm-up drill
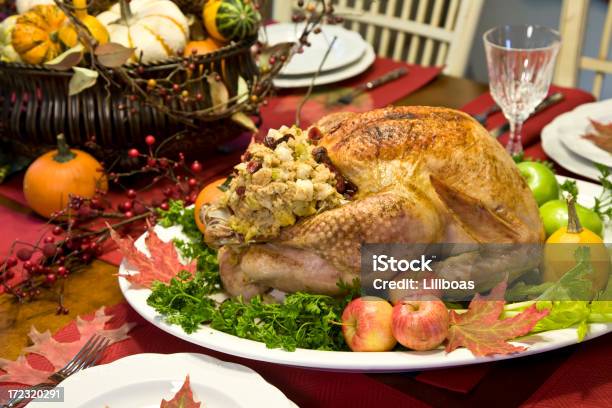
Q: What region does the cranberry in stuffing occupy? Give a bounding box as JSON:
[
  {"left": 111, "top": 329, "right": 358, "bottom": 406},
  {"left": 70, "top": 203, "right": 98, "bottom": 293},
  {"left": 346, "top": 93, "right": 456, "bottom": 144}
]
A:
[{"left": 308, "top": 127, "right": 323, "bottom": 143}]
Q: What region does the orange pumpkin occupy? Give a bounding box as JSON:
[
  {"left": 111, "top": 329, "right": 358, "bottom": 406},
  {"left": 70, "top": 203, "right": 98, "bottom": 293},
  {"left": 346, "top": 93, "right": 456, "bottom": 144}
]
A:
[
  {"left": 194, "top": 177, "right": 227, "bottom": 234},
  {"left": 23, "top": 134, "right": 108, "bottom": 218},
  {"left": 183, "top": 38, "right": 224, "bottom": 57},
  {"left": 11, "top": 4, "right": 76, "bottom": 64}
]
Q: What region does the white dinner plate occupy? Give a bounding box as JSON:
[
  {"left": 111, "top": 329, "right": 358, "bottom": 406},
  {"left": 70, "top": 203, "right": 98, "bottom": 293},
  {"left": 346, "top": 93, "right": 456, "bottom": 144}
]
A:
[
  {"left": 542, "top": 103, "right": 612, "bottom": 181},
  {"left": 119, "top": 177, "right": 611, "bottom": 373},
  {"left": 272, "top": 43, "right": 376, "bottom": 89},
  {"left": 557, "top": 99, "right": 612, "bottom": 167},
  {"left": 263, "top": 23, "right": 367, "bottom": 76},
  {"left": 28, "top": 353, "right": 294, "bottom": 408}
]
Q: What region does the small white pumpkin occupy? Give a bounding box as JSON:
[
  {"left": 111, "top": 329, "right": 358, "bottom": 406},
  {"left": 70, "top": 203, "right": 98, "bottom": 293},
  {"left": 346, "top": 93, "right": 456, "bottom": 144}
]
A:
[
  {"left": 0, "top": 16, "right": 22, "bottom": 62},
  {"left": 16, "top": 0, "right": 54, "bottom": 14},
  {"left": 97, "top": 0, "right": 190, "bottom": 63}
]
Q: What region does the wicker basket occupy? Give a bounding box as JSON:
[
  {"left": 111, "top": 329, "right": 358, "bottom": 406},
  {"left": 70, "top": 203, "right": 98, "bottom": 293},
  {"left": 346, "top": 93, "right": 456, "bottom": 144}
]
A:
[{"left": 0, "top": 36, "right": 259, "bottom": 160}]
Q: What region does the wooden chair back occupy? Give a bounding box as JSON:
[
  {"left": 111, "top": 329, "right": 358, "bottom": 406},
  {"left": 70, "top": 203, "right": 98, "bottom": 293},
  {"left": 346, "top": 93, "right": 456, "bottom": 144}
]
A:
[
  {"left": 555, "top": 0, "right": 612, "bottom": 99},
  {"left": 272, "top": 0, "right": 484, "bottom": 76}
]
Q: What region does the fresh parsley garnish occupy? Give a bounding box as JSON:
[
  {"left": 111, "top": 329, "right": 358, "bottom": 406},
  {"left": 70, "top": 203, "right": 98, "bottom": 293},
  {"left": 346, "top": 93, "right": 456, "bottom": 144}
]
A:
[
  {"left": 157, "top": 199, "right": 202, "bottom": 242},
  {"left": 147, "top": 270, "right": 218, "bottom": 334},
  {"left": 210, "top": 287, "right": 357, "bottom": 351},
  {"left": 593, "top": 163, "right": 612, "bottom": 222},
  {"left": 559, "top": 179, "right": 579, "bottom": 198}
]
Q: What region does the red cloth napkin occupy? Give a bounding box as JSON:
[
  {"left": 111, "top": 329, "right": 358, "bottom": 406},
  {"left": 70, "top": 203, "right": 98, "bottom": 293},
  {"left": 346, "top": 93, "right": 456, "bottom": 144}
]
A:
[
  {"left": 259, "top": 57, "right": 442, "bottom": 133},
  {"left": 0, "top": 303, "right": 431, "bottom": 408},
  {"left": 461, "top": 85, "right": 596, "bottom": 154}
]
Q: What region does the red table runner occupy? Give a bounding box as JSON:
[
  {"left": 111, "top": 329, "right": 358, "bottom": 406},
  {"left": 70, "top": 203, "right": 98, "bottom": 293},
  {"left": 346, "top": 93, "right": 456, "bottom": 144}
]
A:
[{"left": 1, "top": 303, "right": 609, "bottom": 407}]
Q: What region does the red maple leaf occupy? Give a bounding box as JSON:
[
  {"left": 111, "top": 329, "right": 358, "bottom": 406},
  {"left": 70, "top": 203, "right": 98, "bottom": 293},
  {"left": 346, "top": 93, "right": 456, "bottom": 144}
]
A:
[
  {"left": 0, "top": 307, "right": 135, "bottom": 385},
  {"left": 160, "top": 375, "right": 201, "bottom": 408},
  {"left": 111, "top": 225, "right": 197, "bottom": 288},
  {"left": 446, "top": 281, "right": 550, "bottom": 357},
  {"left": 582, "top": 119, "right": 612, "bottom": 153},
  {"left": 590, "top": 118, "right": 612, "bottom": 137}
]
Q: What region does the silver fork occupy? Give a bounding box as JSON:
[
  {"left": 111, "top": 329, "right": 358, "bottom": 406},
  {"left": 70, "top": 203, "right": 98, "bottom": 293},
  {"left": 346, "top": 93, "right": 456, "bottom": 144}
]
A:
[{"left": 3, "top": 335, "right": 110, "bottom": 408}]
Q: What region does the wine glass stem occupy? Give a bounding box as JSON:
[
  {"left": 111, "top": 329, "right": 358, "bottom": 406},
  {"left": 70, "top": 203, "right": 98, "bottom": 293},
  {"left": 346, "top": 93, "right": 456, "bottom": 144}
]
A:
[{"left": 506, "top": 119, "right": 524, "bottom": 156}]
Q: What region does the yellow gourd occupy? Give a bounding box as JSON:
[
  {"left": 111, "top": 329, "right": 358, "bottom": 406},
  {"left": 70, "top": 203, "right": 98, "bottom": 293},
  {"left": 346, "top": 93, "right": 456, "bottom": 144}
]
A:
[
  {"left": 543, "top": 196, "right": 610, "bottom": 294},
  {"left": 58, "top": 0, "right": 110, "bottom": 47},
  {"left": 11, "top": 2, "right": 108, "bottom": 65},
  {"left": 11, "top": 5, "right": 73, "bottom": 64}
]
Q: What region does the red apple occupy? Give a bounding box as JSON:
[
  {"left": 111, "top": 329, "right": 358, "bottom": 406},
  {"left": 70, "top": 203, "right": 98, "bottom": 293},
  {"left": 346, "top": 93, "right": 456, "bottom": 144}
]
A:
[
  {"left": 392, "top": 298, "right": 449, "bottom": 351},
  {"left": 341, "top": 297, "right": 397, "bottom": 352}
]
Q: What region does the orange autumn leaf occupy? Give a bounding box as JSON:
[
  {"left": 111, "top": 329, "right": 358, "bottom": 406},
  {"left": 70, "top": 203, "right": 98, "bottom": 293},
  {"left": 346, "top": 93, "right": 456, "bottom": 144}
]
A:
[
  {"left": 0, "top": 356, "right": 51, "bottom": 386},
  {"left": 582, "top": 119, "right": 612, "bottom": 153},
  {"left": 160, "top": 375, "right": 201, "bottom": 408},
  {"left": 0, "top": 307, "right": 135, "bottom": 385},
  {"left": 446, "top": 281, "right": 550, "bottom": 357},
  {"left": 590, "top": 118, "right": 612, "bottom": 136},
  {"left": 111, "top": 225, "right": 197, "bottom": 288}
]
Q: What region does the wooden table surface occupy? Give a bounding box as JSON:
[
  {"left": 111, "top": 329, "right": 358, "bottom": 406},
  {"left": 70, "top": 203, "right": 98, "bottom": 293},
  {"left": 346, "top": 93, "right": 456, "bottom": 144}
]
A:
[{"left": 0, "top": 74, "right": 488, "bottom": 361}]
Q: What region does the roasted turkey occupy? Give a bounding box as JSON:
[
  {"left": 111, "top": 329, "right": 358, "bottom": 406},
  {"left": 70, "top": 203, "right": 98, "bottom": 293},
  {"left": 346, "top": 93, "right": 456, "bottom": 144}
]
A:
[{"left": 205, "top": 106, "right": 545, "bottom": 299}]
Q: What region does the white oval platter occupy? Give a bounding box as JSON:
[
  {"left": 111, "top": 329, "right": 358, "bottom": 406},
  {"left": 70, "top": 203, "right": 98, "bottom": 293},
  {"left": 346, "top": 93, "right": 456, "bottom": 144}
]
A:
[{"left": 119, "top": 176, "right": 612, "bottom": 373}]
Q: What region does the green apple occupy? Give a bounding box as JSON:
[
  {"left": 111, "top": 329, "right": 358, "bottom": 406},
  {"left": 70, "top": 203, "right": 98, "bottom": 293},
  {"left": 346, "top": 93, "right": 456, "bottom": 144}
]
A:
[
  {"left": 539, "top": 199, "right": 604, "bottom": 237},
  {"left": 517, "top": 162, "right": 560, "bottom": 206}
]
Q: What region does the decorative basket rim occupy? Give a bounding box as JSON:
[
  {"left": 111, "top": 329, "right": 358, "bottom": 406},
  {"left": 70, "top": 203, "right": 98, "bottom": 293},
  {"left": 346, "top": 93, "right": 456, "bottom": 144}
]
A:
[{"left": 0, "top": 36, "right": 257, "bottom": 73}]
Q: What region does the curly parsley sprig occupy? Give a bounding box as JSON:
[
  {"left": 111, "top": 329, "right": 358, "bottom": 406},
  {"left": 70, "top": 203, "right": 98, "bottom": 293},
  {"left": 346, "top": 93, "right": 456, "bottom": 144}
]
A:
[
  {"left": 148, "top": 274, "right": 360, "bottom": 350},
  {"left": 157, "top": 200, "right": 203, "bottom": 241},
  {"left": 593, "top": 164, "right": 612, "bottom": 222},
  {"left": 211, "top": 290, "right": 352, "bottom": 351},
  {"left": 148, "top": 270, "right": 219, "bottom": 334}
]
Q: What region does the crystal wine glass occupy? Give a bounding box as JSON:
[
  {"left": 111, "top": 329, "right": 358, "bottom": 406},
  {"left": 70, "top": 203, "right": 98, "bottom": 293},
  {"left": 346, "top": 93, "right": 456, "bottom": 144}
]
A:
[{"left": 484, "top": 25, "right": 561, "bottom": 156}]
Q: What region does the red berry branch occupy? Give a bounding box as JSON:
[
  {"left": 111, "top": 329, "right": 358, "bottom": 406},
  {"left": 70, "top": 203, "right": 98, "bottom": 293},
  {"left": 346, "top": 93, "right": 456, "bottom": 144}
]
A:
[{"left": 0, "top": 133, "right": 206, "bottom": 312}]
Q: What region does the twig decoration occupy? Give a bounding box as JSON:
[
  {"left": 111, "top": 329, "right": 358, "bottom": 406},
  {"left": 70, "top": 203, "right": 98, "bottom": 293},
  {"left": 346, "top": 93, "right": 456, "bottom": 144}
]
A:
[{"left": 296, "top": 35, "right": 338, "bottom": 127}]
